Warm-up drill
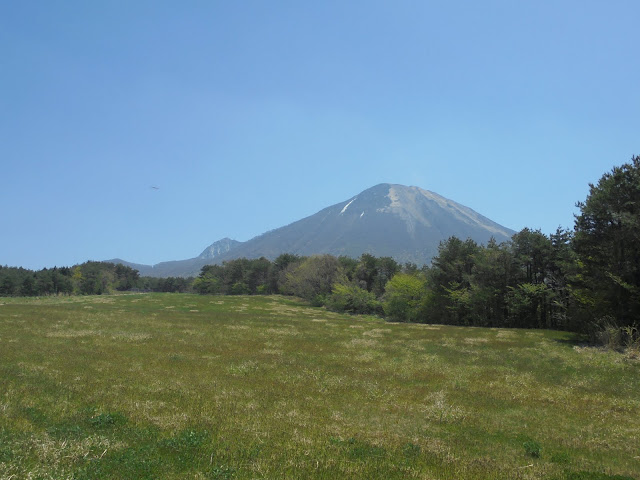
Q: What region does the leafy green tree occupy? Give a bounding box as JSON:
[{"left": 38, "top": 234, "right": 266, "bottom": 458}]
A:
[
  {"left": 114, "top": 264, "right": 140, "bottom": 291},
  {"left": 282, "top": 255, "right": 346, "bottom": 305},
  {"left": 573, "top": 155, "right": 640, "bottom": 328},
  {"left": 270, "top": 253, "right": 301, "bottom": 293},
  {"left": 230, "top": 281, "right": 250, "bottom": 295},
  {"left": 383, "top": 272, "right": 427, "bottom": 322},
  {"left": 506, "top": 282, "right": 551, "bottom": 329},
  {"left": 193, "top": 274, "right": 221, "bottom": 294},
  {"left": 194, "top": 265, "right": 224, "bottom": 294},
  {"left": 326, "top": 282, "right": 381, "bottom": 315}
]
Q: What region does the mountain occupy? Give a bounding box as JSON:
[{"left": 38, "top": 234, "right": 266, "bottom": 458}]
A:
[
  {"left": 106, "top": 238, "right": 242, "bottom": 278},
  {"left": 212, "top": 183, "right": 514, "bottom": 263},
  {"left": 110, "top": 183, "right": 515, "bottom": 277},
  {"left": 197, "top": 238, "right": 242, "bottom": 260}
]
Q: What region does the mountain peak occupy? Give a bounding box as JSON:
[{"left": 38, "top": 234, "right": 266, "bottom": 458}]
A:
[
  {"left": 204, "top": 183, "right": 514, "bottom": 266},
  {"left": 198, "top": 238, "right": 242, "bottom": 260},
  {"left": 329, "top": 183, "right": 512, "bottom": 241}
]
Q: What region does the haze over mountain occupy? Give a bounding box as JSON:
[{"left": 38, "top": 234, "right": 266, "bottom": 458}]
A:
[{"left": 110, "top": 184, "right": 515, "bottom": 277}]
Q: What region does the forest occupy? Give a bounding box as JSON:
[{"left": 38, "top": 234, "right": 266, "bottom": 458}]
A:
[{"left": 2, "top": 155, "right": 639, "bottom": 346}]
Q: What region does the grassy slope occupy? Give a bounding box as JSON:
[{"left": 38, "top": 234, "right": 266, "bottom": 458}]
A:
[{"left": 0, "top": 293, "right": 638, "bottom": 479}]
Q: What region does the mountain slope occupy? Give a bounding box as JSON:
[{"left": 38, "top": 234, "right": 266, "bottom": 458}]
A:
[
  {"left": 213, "top": 183, "right": 513, "bottom": 265},
  {"left": 110, "top": 183, "right": 515, "bottom": 277}
]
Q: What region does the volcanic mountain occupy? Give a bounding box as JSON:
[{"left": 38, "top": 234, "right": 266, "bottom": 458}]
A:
[{"left": 110, "top": 184, "right": 515, "bottom": 277}]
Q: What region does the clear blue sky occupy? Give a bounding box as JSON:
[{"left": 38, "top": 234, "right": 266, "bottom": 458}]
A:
[{"left": 1, "top": 1, "right": 638, "bottom": 270}]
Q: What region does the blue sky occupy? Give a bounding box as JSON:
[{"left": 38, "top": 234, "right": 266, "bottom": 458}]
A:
[{"left": 1, "top": 1, "right": 638, "bottom": 270}]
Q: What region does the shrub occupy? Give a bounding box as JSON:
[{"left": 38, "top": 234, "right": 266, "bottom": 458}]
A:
[
  {"left": 593, "top": 317, "right": 640, "bottom": 355},
  {"left": 594, "top": 316, "right": 624, "bottom": 350},
  {"left": 326, "top": 282, "right": 382, "bottom": 315}
]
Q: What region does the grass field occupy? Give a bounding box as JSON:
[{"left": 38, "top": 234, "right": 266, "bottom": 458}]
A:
[{"left": 0, "top": 293, "right": 638, "bottom": 479}]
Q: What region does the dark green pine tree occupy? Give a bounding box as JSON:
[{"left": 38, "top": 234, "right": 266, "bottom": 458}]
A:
[{"left": 573, "top": 155, "right": 640, "bottom": 327}]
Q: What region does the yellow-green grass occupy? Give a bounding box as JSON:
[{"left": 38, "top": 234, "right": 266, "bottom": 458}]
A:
[{"left": 0, "top": 293, "right": 638, "bottom": 479}]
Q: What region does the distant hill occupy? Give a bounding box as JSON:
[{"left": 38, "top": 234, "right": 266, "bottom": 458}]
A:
[
  {"left": 198, "top": 238, "right": 242, "bottom": 260},
  {"left": 107, "top": 238, "right": 241, "bottom": 277},
  {"left": 110, "top": 183, "right": 515, "bottom": 277}
]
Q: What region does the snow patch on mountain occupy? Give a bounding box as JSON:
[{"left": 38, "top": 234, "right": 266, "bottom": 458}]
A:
[{"left": 340, "top": 197, "right": 356, "bottom": 214}]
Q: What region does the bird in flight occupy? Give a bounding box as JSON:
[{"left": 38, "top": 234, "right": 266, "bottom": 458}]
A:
[{"left": 151, "top": 186, "right": 160, "bottom": 190}]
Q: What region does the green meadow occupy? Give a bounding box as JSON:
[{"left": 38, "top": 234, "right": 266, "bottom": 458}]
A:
[{"left": 0, "top": 293, "right": 638, "bottom": 479}]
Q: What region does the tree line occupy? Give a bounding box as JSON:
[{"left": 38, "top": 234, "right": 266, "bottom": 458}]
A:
[
  {"left": 191, "top": 232, "right": 576, "bottom": 329},
  {"left": 2, "top": 156, "right": 639, "bottom": 341},
  {"left": 192, "top": 252, "right": 405, "bottom": 315},
  {"left": 0, "top": 262, "right": 192, "bottom": 296}
]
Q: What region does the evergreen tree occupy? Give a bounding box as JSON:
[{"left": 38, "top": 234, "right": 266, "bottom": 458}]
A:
[
  {"left": 425, "top": 237, "right": 480, "bottom": 325},
  {"left": 573, "top": 155, "right": 640, "bottom": 327}
]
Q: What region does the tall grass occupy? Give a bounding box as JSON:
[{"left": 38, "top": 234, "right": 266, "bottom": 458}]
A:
[{"left": 0, "top": 293, "right": 638, "bottom": 479}]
